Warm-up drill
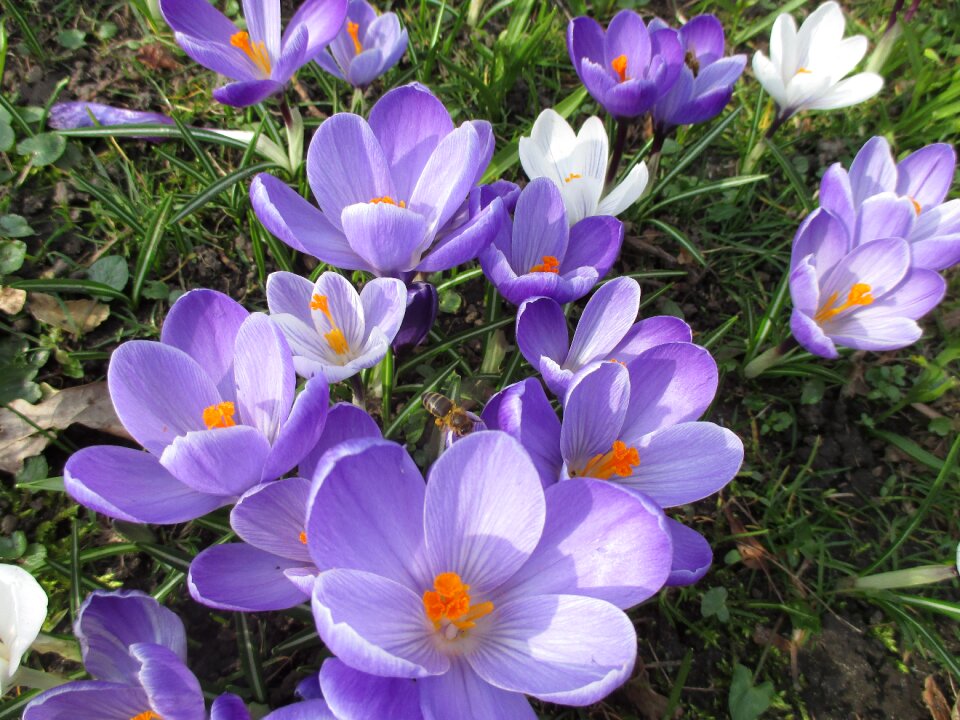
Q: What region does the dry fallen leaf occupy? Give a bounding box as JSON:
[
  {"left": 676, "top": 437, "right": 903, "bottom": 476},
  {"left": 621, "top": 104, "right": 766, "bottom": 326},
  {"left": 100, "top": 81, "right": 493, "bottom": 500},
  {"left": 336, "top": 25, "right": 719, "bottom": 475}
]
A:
[
  {"left": 722, "top": 503, "right": 771, "bottom": 571},
  {"left": 28, "top": 293, "right": 109, "bottom": 335},
  {"left": 137, "top": 43, "right": 181, "bottom": 71},
  {"left": 0, "top": 287, "right": 26, "bottom": 315},
  {"left": 0, "top": 381, "right": 131, "bottom": 473},
  {"left": 924, "top": 675, "right": 951, "bottom": 720}
]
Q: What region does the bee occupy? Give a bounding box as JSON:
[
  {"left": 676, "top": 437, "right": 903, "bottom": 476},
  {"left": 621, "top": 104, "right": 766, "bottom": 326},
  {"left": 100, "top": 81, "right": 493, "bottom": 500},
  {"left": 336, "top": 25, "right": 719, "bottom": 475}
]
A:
[
  {"left": 422, "top": 391, "right": 475, "bottom": 437},
  {"left": 684, "top": 49, "right": 700, "bottom": 77}
]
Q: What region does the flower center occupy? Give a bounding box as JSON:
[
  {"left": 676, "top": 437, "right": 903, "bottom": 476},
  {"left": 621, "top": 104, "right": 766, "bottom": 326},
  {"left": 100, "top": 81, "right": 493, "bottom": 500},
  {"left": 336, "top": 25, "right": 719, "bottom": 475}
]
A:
[
  {"left": 575, "top": 440, "right": 640, "bottom": 480},
  {"left": 230, "top": 31, "right": 272, "bottom": 78},
  {"left": 346, "top": 20, "right": 363, "bottom": 55},
  {"left": 529, "top": 255, "right": 560, "bottom": 274},
  {"left": 813, "top": 282, "right": 875, "bottom": 324},
  {"left": 563, "top": 172, "right": 581, "bottom": 183},
  {"left": 370, "top": 195, "right": 406, "bottom": 208},
  {"left": 423, "top": 572, "right": 493, "bottom": 641},
  {"left": 202, "top": 402, "right": 236, "bottom": 430},
  {"left": 130, "top": 713, "right": 162, "bottom": 720},
  {"left": 310, "top": 294, "right": 352, "bottom": 356},
  {"left": 908, "top": 195, "right": 922, "bottom": 215},
  {"left": 611, "top": 54, "right": 628, "bottom": 82}
]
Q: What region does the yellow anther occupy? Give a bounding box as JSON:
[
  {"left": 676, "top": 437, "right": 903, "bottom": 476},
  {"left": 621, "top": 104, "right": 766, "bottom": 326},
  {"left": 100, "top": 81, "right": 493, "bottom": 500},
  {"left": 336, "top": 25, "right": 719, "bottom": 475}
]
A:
[
  {"left": 909, "top": 196, "right": 922, "bottom": 215},
  {"left": 813, "top": 283, "right": 875, "bottom": 324},
  {"left": 576, "top": 440, "right": 640, "bottom": 480},
  {"left": 230, "top": 31, "right": 272, "bottom": 77},
  {"left": 130, "top": 712, "right": 162, "bottom": 720},
  {"left": 370, "top": 196, "right": 406, "bottom": 208},
  {"left": 299, "top": 531, "right": 308, "bottom": 545},
  {"left": 564, "top": 173, "right": 582, "bottom": 183},
  {"left": 529, "top": 255, "right": 560, "bottom": 274},
  {"left": 795, "top": 67, "right": 812, "bottom": 74},
  {"left": 346, "top": 20, "right": 362, "bottom": 55},
  {"left": 611, "top": 54, "right": 628, "bottom": 82},
  {"left": 324, "top": 327, "right": 350, "bottom": 355},
  {"left": 423, "top": 572, "right": 494, "bottom": 636},
  {"left": 202, "top": 402, "right": 236, "bottom": 430}
]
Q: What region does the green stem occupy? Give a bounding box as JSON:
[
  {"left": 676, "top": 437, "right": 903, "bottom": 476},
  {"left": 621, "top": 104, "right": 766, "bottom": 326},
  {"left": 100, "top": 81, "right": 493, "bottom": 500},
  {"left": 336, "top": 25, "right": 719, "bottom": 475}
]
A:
[
  {"left": 380, "top": 349, "right": 394, "bottom": 425},
  {"left": 840, "top": 563, "right": 957, "bottom": 592},
  {"left": 349, "top": 375, "right": 365, "bottom": 409},
  {"left": 743, "top": 337, "right": 798, "bottom": 379},
  {"left": 606, "top": 119, "right": 630, "bottom": 186},
  {"left": 864, "top": 433, "right": 960, "bottom": 574}
]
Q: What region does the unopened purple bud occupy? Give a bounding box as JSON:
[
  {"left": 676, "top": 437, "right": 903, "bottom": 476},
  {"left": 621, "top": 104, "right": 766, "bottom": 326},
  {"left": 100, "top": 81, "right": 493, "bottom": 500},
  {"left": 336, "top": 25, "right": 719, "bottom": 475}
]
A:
[{"left": 392, "top": 281, "right": 438, "bottom": 352}]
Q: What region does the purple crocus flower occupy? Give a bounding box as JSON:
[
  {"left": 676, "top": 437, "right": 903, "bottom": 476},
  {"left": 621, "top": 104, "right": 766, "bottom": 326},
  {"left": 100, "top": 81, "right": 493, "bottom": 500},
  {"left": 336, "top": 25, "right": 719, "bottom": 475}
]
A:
[
  {"left": 392, "top": 281, "right": 438, "bottom": 352},
  {"left": 478, "top": 178, "right": 623, "bottom": 306},
  {"left": 819, "top": 136, "right": 960, "bottom": 271},
  {"left": 306, "top": 432, "right": 673, "bottom": 715},
  {"left": 266, "top": 271, "right": 406, "bottom": 382},
  {"left": 23, "top": 591, "right": 250, "bottom": 720},
  {"left": 250, "top": 83, "right": 503, "bottom": 279},
  {"left": 789, "top": 208, "right": 946, "bottom": 359},
  {"left": 567, "top": 10, "right": 683, "bottom": 118},
  {"left": 482, "top": 346, "right": 744, "bottom": 586},
  {"left": 64, "top": 289, "right": 329, "bottom": 524},
  {"left": 48, "top": 102, "right": 175, "bottom": 141},
  {"left": 516, "top": 276, "right": 692, "bottom": 396},
  {"left": 159, "top": 0, "right": 347, "bottom": 107},
  {"left": 188, "top": 403, "right": 380, "bottom": 611},
  {"left": 648, "top": 15, "right": 746, "bottom": 133},
  {"left": 316, "top": 0, "right": 407, "bottom": 88}
]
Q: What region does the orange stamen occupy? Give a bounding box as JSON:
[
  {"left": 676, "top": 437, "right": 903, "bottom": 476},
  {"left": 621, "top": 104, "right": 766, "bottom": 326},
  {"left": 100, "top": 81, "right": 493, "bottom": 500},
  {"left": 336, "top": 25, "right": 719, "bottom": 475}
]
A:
[
  {"left": 422, "top": 572, "right": 494, "bottom": 635},
  {"left": 530, "top": 255, "right": 560, "bottom": 274},
  {"left": 813, "top": 282, "right": 875, "bottom": 324},
  {"left": 370, "top": 196, "right": 406, "bottom": 208},
  {"left": 346, "top": 20, "right": 363, "bottom": 55},
  {"left": 130, "top": 712, "right": 162, "bottom": 720},
  {"left": 578, "top": 440, "right": 640, "bottom": 480},
  {"left": 606, "top": 358, "right": 626, "bottom": 366},
  {"left": 310, "top": 293, "right": 334, "bottom": 323},
  {"left": 564, "top": 172, "right": 581, "bottom": 183},
  {"left": 324, "top": 327, "right": 350, "bottom": 355},
  {"left": 611, "top": 54, "right": 628, "bottom": 82},
  {"left": 202, "top": 402, "right": 236, "bottom": 430},
  {"left": 299, "top": 531, "right": 308, "bottom": 545},
  {"left": 795, "top": 67, "right": 811, "bottom": 74},
  {"left": 230, "top": 31, "right": 272, "bottom": 77},
  {"left": 909, "top": 196, "right": 922, "bottom": 215}
]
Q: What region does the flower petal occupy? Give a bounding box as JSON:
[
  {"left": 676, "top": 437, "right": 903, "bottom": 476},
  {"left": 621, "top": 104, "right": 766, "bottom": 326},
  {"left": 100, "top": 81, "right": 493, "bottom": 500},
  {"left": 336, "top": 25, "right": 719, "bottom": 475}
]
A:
[
  {"left": 360, "top": 277, "right": 407, "bottom": 343},
  {"left": 131, "top": 643, "right": 205, "bottom": 720},
  {"left": 312, "top": 568, "right": 448, "bottom": 678},
  {"left": 231, "top": 477, "right": 312, "bottom": 561},
  {"left": 341, "top": 202, "right": 429, "bottom": 276},
  {"left": 560, "top": 362, "right": 629, "bottom": 464},
  {"left": 896, "top": 143, "right": 956, "bottom": 208},
  {"left": 213, "top": 79, "right": 285, "bottom": 107},
  {"left": 609, "top": 315, "right": 693, "bottom": 363},
  {"left": 804, "top": 72, "right": 883, "bottom": 111},
  {"left": 559, "top": 215, "right": 623, "bottom": 278},
  {"left": 503, "top": 479, "right": 671, "bottom": 608},
  {"left": 515, "top": 296, "right": 568, "bottom": 369},
  {"left": 188, "top": 544, "right": 310, "bottom": 611},
  {"left": 263, "top": 376, "right": 330, "bottom": 481},
  {"left": 566, "top": 277, "right": 641, "bottom": 368},
  {"left": 160, "top": 426, "right": 271, "bottom": 497},
  {"left": 319, "top": 658, "right": 423, "bottom": 720},
  {"left": 250, "top": 174, "right": 370, "bottom": 271},
  {"left": 160, "top": 0, "right": 238, "bottom": 40},
  {"left": 620, "top": 342, "right": 718, "bottom": 440},
  {"left": 108, "top": 341, "right": 219, "bottom": 455},
  {"left": 211, "top": 694, "right": 254, "bottom": 720},
  {"left": 298, "top": 402, "right": 382, "bottom": 480},
  {"left": 419, "top": 661, "right": 535, "bottom": 720},
  {"left": 76, "top": 590, "right": 187, "bottom": 683},
  {"left": 664, "top": 519, "right": 713, "bottom": 586},
  {"left": 596, "top": 162, "right": 648, "bottom": 216},
  {"left": 467, "top": 594, "right": 635, "bottom": 705},
  {"left": 284, "top": 0, "right": 348, "bottom": 60},
  {"left": 161, "top": 289, "right": 248, "bottom": 402},
  {"left": 0, "top": 565, "right": 46, "bottom": 684},
  {"left": 620, "top": 422, "right": 743, "bottom": 507},
  {"left": 425, "top": 432, "right": 546, "bottom": 594},
  {"left": 409, "top": 124, "right": 482, "bottom": 238},
  {"left": 307, "top": 438, "right": 428, "bottom": 589},
  {"left": 65, "top": 446, "right": 226, "bottom": 524},
  {"left": 234, "top": 313, "right": 295, "bottom": 445},
  {"left": 22, "top": 682, "right": 153, "bottom": 720}
]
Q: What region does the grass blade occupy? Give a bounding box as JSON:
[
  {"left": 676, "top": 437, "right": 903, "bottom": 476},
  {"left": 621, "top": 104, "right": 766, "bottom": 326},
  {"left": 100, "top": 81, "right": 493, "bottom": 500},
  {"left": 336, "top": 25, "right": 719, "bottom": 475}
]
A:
[
  {"left": 132, "top": 194, "right": 173, "bottom": 305},
  {"left": 236, "top": 613, "right": 267, "bottom": 704},
  {"left": 9, "top": 278, "right": 130, "bottom": 303}
]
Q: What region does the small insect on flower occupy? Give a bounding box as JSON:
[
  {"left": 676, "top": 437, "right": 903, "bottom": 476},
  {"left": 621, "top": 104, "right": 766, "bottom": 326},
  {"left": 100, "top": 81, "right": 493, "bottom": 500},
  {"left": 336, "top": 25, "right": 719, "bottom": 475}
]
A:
[{"left": 422, "top": 391, "right": 475, "bottom": 437}]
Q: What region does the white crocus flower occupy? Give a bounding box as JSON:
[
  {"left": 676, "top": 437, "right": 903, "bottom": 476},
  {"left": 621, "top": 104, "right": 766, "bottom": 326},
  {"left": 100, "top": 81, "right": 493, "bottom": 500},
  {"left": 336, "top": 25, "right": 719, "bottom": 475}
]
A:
[
  {"left": 519, "top": 108, "right": 648, "bottom": 225},
  {"left": 752, "top": 1, "right": 883, "bottom": 122},
  {"left": 0, "top": 565, "right": 47, "bottom": 695}
]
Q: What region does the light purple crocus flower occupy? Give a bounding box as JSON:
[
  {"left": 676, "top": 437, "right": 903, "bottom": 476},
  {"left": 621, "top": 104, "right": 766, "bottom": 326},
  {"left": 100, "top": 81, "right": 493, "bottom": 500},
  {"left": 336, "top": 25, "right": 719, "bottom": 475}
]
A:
[
  {"left": 306, "top": 432, "right": 673, "bottom": 716},
  {"left": 567, "top": 10, "right": 683, "bottom": 118},
  {"left": 483, "top": 347, "right": 744, "bottom": 586},
  {"left": 266, "top": 271, "right": 406, "bottom": 382},
  {"left": 23, "top": 591, "right": 250, "bottom": 720},
  {"left": 251, "top": 83, "right": 502, "bottom": 279},
  {"left": 478, "top": 178, "right": 623, "bottom": 306},
  {"left": 189, "top": 403, "right": 380, "bottom": 611},
  {"left": 64, "top": 289, "right": 329, "bottom": 524},
  {"left": 819, "top": 136, "right": 960, "bottom": 270},
  {"left": 648, "top": 15, "right": 746, "bottom": 134},
  {"left": 159, "top": 0, "right": 347, "bottom": 107},
  {"left": 789, "top": 208, "right": 946, "bottom": 359},
  {"left": 316, "top": 0, "right": 407, "bottom": 88},
  {"left": 48, "top": 102, "right": 174, "bottom": 141},
  {"left": 516, "top": 276, "right": 692, "bottom": 396}
]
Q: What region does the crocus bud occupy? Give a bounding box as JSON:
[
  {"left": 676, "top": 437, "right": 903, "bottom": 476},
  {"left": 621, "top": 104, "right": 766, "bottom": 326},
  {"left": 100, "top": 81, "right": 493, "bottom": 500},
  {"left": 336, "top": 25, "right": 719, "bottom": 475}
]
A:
[
  {"left": 0, "top": 564, "right": 48, "bottom": 695},
  {"left": 392, "top": 282, "right": 438, "bottom": 352}
]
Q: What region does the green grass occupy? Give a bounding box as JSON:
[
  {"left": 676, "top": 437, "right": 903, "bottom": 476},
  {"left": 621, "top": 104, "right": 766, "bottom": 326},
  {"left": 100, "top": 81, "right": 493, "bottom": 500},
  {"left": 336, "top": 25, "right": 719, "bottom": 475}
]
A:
[{"left": 2, "top": 0, "right": 960, "bottom": 717}]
